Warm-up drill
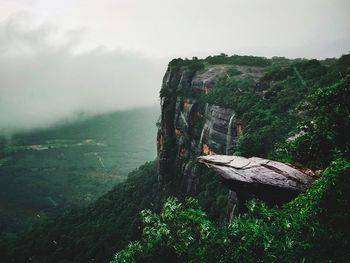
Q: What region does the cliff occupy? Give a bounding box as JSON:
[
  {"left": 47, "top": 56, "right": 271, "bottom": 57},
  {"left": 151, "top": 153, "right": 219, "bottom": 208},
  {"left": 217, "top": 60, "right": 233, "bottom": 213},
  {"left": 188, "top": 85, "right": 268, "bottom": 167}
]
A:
[
  {"left": 155, "top": 54, "right": 342, "bottom": 216},
  {"left": 112, "top": 53, "right": 350, "bottom": 262},
  {"left": 156, "top": 57, "right": 292, "bottom": 216},
  {"left": 157, "top": 61, "right": 267, "bottom": 191}
]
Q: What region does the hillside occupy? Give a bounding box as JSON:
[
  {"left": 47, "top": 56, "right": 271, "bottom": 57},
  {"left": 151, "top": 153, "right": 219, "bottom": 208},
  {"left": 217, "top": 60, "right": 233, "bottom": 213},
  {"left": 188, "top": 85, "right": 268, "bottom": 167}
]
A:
[
  {"left": 0, "top": 107, "right": 159, "bottom": 238},
  {"left": 1, "top": 54, "right": 350, "bottom": 263}
]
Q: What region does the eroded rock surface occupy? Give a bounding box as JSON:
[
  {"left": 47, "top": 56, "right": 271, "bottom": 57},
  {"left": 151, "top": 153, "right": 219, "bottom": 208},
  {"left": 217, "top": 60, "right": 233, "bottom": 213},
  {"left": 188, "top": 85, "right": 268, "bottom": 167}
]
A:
[
  {"left": 156, "top": 62, "right": 274, "bottom": 219},
  {"left": 157, "top": 64, "right": 264, "bottom": 193},
  {"left": 198, "top": 155, "right": 316, "bottom": 192}
]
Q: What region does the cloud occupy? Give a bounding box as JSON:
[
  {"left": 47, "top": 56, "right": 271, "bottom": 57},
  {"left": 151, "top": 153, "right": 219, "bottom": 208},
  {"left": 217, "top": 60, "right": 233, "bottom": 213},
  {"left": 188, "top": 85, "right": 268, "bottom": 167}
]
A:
[
  {"left": 0, "top": 0, "right": 349, "bottom": 135},
  {"left": 0, "top": 16, "right": 166, "bottom": 135}
]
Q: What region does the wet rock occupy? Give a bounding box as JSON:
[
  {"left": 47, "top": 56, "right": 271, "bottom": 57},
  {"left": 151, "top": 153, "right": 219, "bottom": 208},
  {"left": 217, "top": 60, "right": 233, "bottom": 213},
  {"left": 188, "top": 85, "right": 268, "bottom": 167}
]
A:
[
  {"left": 205, "top": 105, "right": 236, "bottom": 154},
  {"left": 157, "top": 63, "right": 268, "bottom": 198}
]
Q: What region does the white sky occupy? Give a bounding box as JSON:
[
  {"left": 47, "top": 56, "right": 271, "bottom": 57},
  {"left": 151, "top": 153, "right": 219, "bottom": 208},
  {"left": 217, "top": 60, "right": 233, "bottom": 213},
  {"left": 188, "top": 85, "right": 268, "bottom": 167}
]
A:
[
  {"left": 1, "top": 0, "right": 349, "bottom": 58},
  {"left": 0, "top": 0, "right": 349, "bottom": 133}
]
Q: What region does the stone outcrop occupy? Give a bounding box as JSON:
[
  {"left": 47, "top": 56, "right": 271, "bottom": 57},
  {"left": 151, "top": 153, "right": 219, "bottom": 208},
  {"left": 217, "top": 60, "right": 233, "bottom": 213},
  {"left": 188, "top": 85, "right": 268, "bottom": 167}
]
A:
[
  {"left": 198, "top": 155, "right": 316, "bottom": 192},
  {"left": 198, "top": 155, "right": 317, "bottom": 216}
]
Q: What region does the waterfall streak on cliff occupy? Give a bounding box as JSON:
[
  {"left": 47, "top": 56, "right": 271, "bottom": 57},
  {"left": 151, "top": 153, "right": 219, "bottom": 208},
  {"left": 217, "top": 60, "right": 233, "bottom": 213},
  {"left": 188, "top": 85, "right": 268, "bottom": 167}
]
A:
[
  {"left": 226, "top": 114, "right": 235, "bottom": 155},
  {"left": 198, "top": 102, "right": 209, "bottom": 152},
  {"left": 198, "top": 125, "right": 207, "bottom": 150}
]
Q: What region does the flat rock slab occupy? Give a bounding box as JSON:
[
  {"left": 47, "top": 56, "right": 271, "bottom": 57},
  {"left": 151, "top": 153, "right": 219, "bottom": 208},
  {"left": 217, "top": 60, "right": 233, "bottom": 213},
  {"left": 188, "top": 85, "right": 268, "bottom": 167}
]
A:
[{"left": 198, "top": 155, "right": 316, "bottom": 192}]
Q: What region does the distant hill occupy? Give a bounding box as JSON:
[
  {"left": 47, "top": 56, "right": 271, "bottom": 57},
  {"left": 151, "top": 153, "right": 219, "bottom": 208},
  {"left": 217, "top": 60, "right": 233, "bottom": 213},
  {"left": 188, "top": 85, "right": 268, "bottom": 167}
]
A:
[{"left": 0, "top": 106, "right": 159, "bottom": 237}]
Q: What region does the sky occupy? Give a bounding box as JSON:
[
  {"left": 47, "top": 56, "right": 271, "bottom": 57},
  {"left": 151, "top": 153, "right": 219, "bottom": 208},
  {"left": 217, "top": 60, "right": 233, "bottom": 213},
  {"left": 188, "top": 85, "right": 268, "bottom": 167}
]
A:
[{"left": 0, "top": 0, "right": 349, "bottom": 134}]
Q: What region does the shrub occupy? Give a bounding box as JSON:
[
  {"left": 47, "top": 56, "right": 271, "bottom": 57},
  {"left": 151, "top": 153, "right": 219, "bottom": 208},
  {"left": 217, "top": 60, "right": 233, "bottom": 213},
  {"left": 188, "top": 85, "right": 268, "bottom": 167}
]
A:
[{"left": 112, "top": 159, "right": 350, "bottom": 263}]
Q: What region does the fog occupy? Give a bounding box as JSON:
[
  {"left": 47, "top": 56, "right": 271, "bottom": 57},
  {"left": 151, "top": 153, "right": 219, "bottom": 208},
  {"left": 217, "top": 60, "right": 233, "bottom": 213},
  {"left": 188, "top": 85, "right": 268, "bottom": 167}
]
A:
[
  {"left": 0, "top": 17, "right": 165, "bottom": 134},
  {"left": 0, "top": 0, "right": 349, "bottom": 134}
]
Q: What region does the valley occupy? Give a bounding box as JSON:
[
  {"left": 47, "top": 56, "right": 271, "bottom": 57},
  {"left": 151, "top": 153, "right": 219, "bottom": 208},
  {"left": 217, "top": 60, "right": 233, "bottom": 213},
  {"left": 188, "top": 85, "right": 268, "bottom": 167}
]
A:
[{"left": 0, "top": 106, "right": 159, "bottom": 237}]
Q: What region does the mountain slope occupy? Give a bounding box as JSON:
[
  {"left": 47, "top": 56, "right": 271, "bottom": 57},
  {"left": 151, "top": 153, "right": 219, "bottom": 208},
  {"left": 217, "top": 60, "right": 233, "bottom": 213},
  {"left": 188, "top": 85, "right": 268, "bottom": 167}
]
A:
[
  {"left": 2, "top": 54, "right": 350, "bottom": 263},
  {"left": 0, "top": 107, "right": 159, "bottom": 237}
]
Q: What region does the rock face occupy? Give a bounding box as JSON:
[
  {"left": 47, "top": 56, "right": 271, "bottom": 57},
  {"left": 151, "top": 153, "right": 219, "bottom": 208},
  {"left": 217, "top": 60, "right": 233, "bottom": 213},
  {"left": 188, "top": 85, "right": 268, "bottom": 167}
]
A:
[
  {"left": 156, "top": 59, "right": 320, "bottom": 219},
  {"left": 156, "top": 61, "right": 309, "bottom": 218},
  {"left": 198, "top": 155, "right": 316, "bottom": 192},
  {"left": 203, "top": 105, "right": 236, "bottom": 154},
  {"left": 157, "top": 63, "right": 266, "bottom": 195},
  {"left": 159, "top": 65, "right": 231, "bottom": 192}
]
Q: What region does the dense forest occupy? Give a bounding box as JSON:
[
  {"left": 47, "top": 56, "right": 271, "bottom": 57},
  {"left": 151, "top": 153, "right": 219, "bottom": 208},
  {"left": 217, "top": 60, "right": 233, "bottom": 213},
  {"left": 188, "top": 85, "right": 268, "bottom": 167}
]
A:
[
  {"left": 1, "top": 54, "right": 349, "bottom": 262},
  {"left": 0, "top": 108, "right": 159, "bottom": 238}
]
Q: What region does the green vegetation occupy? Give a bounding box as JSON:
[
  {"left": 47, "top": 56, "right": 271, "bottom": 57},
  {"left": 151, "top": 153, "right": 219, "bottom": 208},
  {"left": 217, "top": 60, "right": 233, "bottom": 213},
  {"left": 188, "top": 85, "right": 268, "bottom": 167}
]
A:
[
  {"left": 112, "top": 159, "right": 350, "bottom": 263},
  {"left": 2, "top": 54, "right": 350, "bottom": 263},
  {"left": 111, "top": 54, "right": 350, "bottom": 262},
  {"left": 205, "top": 55, "right": 350, "bottom": 168},
  {"left": 168, "top": 57, "right": 205, "bottom": 74},
  {"left": 276, "top": 73, "right": 350, "bottom": 168},
  {"left": 205, "top": 53, "right": 272, "bottom": 67},
  {"left": 2, "top": 161, "right": 160, "bottom": 263},
  {"left": 0, "top": 107, "right": 159, "bottom": 237},
  {"left": 1, "top": 160, "right": 228, "bottom": 263},
  {"left": 165, "top": 53, "right": 273, "bottom": 82}
]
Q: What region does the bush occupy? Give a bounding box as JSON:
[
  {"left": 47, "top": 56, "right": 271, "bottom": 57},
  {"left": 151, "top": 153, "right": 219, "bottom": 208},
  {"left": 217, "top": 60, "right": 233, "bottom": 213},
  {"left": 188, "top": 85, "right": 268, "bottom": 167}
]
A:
[
  {"left": 205, "top": 56, "right": 350, "bottom": 162},
  {"left": 205, "top": 54, "right": 272, "bottom": 67},
  {"left": 5, "top": 161, "right": 160, "bottom": 263},
  {"left": 277, "top": 72, "right": 350, "bottom": 168},
  {"left": 112, "top": 159, "right": 350, "bottom": 263}
]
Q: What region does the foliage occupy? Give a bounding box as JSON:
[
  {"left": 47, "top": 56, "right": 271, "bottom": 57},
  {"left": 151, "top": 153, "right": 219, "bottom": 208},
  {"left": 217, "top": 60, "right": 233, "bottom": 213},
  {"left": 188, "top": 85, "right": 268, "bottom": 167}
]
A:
[
  {"left": 0, "top": 107, "right": 159, "bottom": 237},
  {"left": 111, "top": 197, "right": 213, "bottom": 263},
  {"left": 205, "top": 72, "right": 303, "bottom": 157},
  {"left": 160, "top": 58, "right": 205, "bottom": 100},
  {"left": 226, "top": 67, "right": 242, "bottom": 77},
  {"left": 3, "top": 161, "right": 160, "bottom": 263},
  {"left": 2, "top": 162, "right": 228, "bottom": 263},
  {"left": 195, "top": 165, "right": 229, "bottom": 223},
  {"left": 112, "top": 159, "right": 350, "bottom": 263},
  {"left": 168, "top": 58, "right": 205, "bottom": 75},
  {"left": 276, "top": 72, "right": 350, "bottom": 168},
  {"left": 205, "top": 54, "right": 272, "bottom": 67},
  {"left": 205, "top": 55, "right": 350, "bottom": 161},
  {"left": 169, "top": 54, "right": 272, "bottom": 70},
  {"left": 3, "top": 54, "right": 350, "bottom": 263}
]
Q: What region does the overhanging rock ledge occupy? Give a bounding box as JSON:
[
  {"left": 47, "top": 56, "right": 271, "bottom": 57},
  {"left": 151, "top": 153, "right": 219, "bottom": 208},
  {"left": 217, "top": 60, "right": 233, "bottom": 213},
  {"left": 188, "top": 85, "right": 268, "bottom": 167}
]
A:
[{"left": 198, "top": 155, "right": 316, "bottom": 192}]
